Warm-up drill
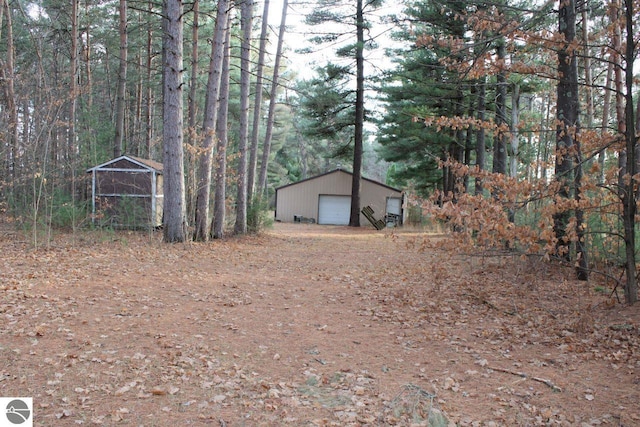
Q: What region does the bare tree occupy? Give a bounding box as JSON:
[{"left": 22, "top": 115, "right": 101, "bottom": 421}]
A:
[
  {"left": 258, "top": 0, "right": 288, "bottom": 195},
  {"left": 247, "top": 0, "right": 270, "bottom": 202}
]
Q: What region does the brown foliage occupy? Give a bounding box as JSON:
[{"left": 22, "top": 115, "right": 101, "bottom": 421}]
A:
[{"left": 1, "top": 223, "right": 639, "bottom": 425}]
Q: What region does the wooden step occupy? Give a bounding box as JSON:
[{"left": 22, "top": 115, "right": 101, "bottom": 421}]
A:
[{"left": 361, "top": 205, "right": 385, "bottom": 230}]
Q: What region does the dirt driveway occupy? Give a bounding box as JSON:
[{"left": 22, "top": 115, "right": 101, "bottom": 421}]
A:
[{"left": 1, "top": 222, "right": 639, "bottom": 426}]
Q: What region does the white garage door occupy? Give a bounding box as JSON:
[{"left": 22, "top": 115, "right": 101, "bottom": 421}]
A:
[{"left": 318, "top": 195, "right": 351, "bottom": 225}]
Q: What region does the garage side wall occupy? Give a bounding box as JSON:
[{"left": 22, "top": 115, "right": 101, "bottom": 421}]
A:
[
  {"left": 360, "top": 180, "right": 402, "bottom": 222},
  {"left": 276, "top": 171, "right": 353, "bottom": 223}
]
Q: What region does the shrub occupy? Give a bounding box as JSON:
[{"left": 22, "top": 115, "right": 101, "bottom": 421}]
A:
[{"left": 247, "top": 195, "right": 273, "bottom": 234}]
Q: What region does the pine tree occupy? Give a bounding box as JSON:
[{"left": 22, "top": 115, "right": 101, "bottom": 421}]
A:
[
  {"left": 234, "top": 0, "right": 253, "bottom": 235},
  {"left": 305, "top": 0, "right": 384, "bottom": 226},
  {"left": 162, "top": 0, "right": 188, "bottom": 242},
  {"left": 193, "top": 0, "right": 230, "bottom": 241}
]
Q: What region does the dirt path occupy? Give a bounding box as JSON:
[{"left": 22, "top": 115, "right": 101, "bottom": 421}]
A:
[{"left": 1, "top": 223, "right": 639, "bottom": 426}]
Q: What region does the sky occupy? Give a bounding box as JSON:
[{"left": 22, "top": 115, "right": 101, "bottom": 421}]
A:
[
  {"left": 257, "top": 0, "right": 409, "bottom": 146},
  {"left": 263, "top": 0, "right": 406, "bottom": 81},
  {"left": 262, "top": 0, "right": 323, "bottom": 80}
]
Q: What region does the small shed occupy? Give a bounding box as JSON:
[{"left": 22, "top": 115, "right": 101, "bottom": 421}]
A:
[
  {"left": 87, "top": 155, "right": 163, "bottom": 228},
  {"left": 275, "top": 168, "right": 403, "bottom": 226}
]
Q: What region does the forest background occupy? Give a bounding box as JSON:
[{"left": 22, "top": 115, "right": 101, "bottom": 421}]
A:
[{"left": 2, "top": 0, "right": 640, "bottom": 304}]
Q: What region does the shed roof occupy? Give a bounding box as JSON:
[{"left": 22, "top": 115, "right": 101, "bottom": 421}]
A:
[
  {"left": 275, "top": 168, "right": 401, "bottom": 193},
  {"left": 86, "top": 155, "right": 163, "bottom": 173}
]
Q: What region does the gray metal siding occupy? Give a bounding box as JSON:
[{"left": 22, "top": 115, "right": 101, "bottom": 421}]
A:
[{"left": 276, "top": 170, "right": 402, "bottom": 225}]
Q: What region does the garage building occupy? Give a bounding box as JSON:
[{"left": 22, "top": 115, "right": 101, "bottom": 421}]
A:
[{"left": 274, "top": 168, "right": 403, "bottom": 226}]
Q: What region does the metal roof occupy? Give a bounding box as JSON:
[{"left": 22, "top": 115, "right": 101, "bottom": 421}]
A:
[
  {"left": 86, "top": 155, "right": 163, "bottom": 173},
  {"left": 275, "top": 168, "right": 401, "bottom": 193}
]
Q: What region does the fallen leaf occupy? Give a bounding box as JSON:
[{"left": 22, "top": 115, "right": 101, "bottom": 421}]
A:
[{"left": 150, "top": 387, "right": 167, "bottom": 396}]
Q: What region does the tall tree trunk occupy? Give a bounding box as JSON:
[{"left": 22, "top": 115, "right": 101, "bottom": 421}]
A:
[
  {"left": 542, "top": 93, "right": 552, "bottom": 182},
  {"left": 507, "top": 83, "right": 520, "bottom": 223},
  {"left": 574, "top": 128, "right": 588, "bottom": 280},
  {"left": 446, "top": 88, "right": 465, "bottom": 197},
  {"left": 162, "top": 0, "right": 187, "bottom": 242},
  {"left": 509, "top": 83, "right": 520, "bottom": 179},
  {"left": 475, "top": 77, "right": 486, "bottom": 195},
  {"left": 258, "top": 0, "right": 288, "bottom": 195},
  {"left": 0, "top": 0, "right": 4, "bottom": 45},
  {"left": 83, "top": 0, "right": 93, "bottom": 109},
  {"left": 134, "top": 50, "right": 143, "bottom": 156},
  {"left": 194, "top": 0, "right": 229, "bottom": 241},
  {"left": 463, "top": 95, "right": 473, "bottom": 193},
  {"left": 52, "top": 48, "right": 62, "bottom": 174},
  {"left": 635, "top": 96, "right": 640, "bottom": 197},
  {"left": 234, "top": 0, "right": 253, "bottom": 235},
  {"left": 212, "top": 12, "right": 232, "bottom": 239},
  {"left": 612, "top": 0, "right": 626, "bottom": 186},
  {"left": 68, "top": 0, "right": 79, "bottom": 205},
  {"left": 581, "top": 6, "right": 594, "bottom": 133},
  {"left": 599, "top": 61, "right": 613, "bottom": 184},
  {"left": 114, "top": 0, "right": 127, "bottom": 158},
  {"left": 525, "top": 96, "right": 534, "bottom": 183},
  {"left": 349, "top": 0, "right": 364, "bottom": 227},
  {"left": 492, "top": 38, "right": 507, "bottom": 177},
  {"left": 553, "top": 0, "right": 578, "bottom": 262},
  {"left": 608, "top": 0, "right": 635, "bottom": 301},
  {"left": 248, "top": 0, "right": 270, "bottom": 202},
  {"left": 0, "top": 0, "right": 17, "bottom": 196},
  {"left": 622, "top": 0, "right": 637, "bottom": 304},
  {"left": 186, "top": 0, "right": 199, "bottom": 222},
  {"left": 573, "top": 0, "right": 593, "bottom": 281},
  {"left": 145, "top": 0, "right": 155, "bottom": 157},
  {"left": 187, "top": 0, "right": 199, "bottom": 141}
]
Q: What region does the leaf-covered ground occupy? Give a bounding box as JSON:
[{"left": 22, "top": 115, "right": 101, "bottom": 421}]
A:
[{"left": 1, "top": 222, "right": 639, "bottom": 426}]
